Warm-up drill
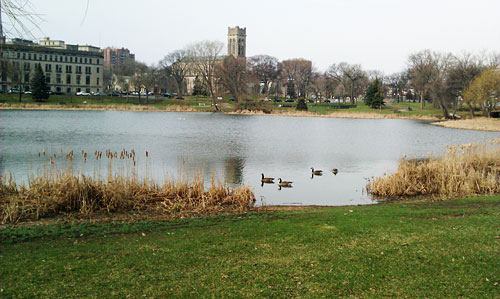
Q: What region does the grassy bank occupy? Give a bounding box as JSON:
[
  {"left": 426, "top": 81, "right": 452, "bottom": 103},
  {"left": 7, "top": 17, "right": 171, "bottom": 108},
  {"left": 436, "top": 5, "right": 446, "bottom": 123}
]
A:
[
  {"left": 432, "top": 117, "right": 500, "bottom": 132},
  {"left": 368, "top": 140, "right": 500, "bottom": 198},
  {"left": 1, "top": 94, "right": 447, "bottom": 119},
  {"left": 1, "top": 196, "right": 499, "bottom": 297}
]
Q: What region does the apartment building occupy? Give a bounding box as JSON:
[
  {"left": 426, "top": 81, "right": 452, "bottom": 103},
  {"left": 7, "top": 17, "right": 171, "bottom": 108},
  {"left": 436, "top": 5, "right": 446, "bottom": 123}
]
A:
[
  {"left": 0, "top": 37, "right": 104, "bottom": 94},
  {"left": 103, "top": 47, "right": 135, "bottom": 70}
]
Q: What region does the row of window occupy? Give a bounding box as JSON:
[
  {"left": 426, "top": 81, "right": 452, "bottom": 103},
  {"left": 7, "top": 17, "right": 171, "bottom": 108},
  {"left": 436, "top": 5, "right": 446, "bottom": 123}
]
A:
[
  {"left": 2, "top": 85, "right": 100, "bottom": 94},
  {"left": 17, "top": 62, "right": 99, "bottom": 75},
  {"left": 3, "top": 51, "right": 101, "bottom": 65},
  {"left": 45, "top": 74, "right": 99, "bottom": 86},
  {"left": 2, "top": 73, "right": 100, "bottom": 86}
]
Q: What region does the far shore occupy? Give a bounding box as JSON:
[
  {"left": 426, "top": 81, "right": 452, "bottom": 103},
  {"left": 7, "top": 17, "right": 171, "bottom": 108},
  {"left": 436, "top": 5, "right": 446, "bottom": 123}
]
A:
[{"left": 0, "top": 102, "right": 438, "bottom": 120}]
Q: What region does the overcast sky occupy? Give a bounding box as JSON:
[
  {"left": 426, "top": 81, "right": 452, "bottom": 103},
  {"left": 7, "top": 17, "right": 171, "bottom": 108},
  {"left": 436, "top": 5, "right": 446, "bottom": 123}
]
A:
[{"left": 9, "top": 0, "right": 500, "bottom": 73}]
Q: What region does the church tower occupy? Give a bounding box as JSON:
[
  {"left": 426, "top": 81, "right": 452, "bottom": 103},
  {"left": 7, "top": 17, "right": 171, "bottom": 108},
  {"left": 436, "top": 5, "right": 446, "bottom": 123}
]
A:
[{"left": 227, "top": 26, "right": 246, "bottom": 58}]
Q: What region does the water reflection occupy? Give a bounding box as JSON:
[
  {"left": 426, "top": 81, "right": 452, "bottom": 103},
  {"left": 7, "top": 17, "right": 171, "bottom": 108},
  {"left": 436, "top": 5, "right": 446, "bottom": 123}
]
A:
[{"left": 224, "top": 156, "right": 245, "bottom": 185}]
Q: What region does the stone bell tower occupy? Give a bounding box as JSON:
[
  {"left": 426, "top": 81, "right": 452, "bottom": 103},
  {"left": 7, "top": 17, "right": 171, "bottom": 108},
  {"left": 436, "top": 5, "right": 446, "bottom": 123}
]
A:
[{"left": 227, "top": 26, "right": 246, "bottom": 58}]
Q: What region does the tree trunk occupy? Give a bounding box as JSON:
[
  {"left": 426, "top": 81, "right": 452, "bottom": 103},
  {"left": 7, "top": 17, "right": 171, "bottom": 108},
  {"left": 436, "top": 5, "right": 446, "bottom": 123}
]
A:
[
  {"left": 18, "top": 89, "right": 22, "bottom": 103},
  {"left": 419, "top": 91, "right": 425, "bottom": 109},
  {"left": 467, "top": 103, "right": 475, "bottom": 118}
]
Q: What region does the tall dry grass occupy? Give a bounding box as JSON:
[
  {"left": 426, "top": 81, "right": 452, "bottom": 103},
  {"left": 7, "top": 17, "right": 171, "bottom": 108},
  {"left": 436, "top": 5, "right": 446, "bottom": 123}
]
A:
[
  {"left": 367, "top": 140, "right": 500, "bottom": 199},
  {"left": 431, "top": 118, "right": 500, "bottom": 132},
  {"left": 0, "top": 162, "right": 255, "bottom": 224}
]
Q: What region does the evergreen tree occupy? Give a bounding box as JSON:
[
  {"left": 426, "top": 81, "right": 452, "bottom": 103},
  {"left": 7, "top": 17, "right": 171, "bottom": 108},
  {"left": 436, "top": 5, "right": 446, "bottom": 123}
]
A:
[
  {"left": 296, "top": 98, "right": 308, "bottom": 111},
  {"left": 364, "top": 78, "right": 384, "bottom": 109},
  {"left": 31, "top": 63, "right": 50, "bottom": 101}
]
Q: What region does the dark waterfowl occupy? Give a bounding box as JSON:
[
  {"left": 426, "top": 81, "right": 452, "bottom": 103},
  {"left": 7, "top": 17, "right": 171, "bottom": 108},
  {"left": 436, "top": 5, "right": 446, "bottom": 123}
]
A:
[
  {"left": 278, "top": 178, "right": 293, "bottom": 187},
  {"left": 311, "top": 167, "right": 323, "bottom": 175},
  {"left": 332, "top": 168, "right": 338, "bottom": 175},
  {"left": 261, "top": 173, "right": 274, "bottom": 183}
]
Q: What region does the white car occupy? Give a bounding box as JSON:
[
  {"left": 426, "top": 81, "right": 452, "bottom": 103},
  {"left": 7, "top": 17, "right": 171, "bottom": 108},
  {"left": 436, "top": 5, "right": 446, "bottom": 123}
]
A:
[{"left": 76, "top": 91, "right": 90, "bottom": 96}]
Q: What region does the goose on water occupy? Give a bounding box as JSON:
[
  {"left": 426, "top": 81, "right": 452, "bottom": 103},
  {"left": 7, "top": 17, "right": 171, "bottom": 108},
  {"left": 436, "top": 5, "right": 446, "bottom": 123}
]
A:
[
  {"left": 311, "top": 167, "right": 323, "bottom": 175},
  {"left": 261, "top": 173, "right": 274, "bottom": 183},
  {"left": 332, "top": 168, "right": 338, "bottom": 175},
  {"left": 278, "top": 178, "right": 293, "bottom": 187}
]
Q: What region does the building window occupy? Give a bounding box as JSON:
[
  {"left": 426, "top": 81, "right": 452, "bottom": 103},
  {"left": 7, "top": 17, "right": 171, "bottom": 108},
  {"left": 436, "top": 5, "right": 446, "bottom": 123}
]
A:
[
  {"left": 97, "top": 78, "right": 100, "bottom": 86},
  {"left": 45, "top": 64, "right": 52, "bottom": 72},
  {"left": 97, "top": 59, "right": 100, "bottom": 64},
  {"left": 76, "top": 75, "right": 81, "bottom": 84},
  {"left": 50, "top": 55, "right": 53, "bottom": 61},
  {"left": 56, "top": 65, "right": 62, "bottom": 73},
  {"left": 86, "top": 76, "right": 91, "bottom": 85},
  {"left": 66, "top": 74, "right": 71, "bottom": 84},
  {"left": 24, "top": 73, "right": 30, "bottom": 83},
  {"left": 76, "top": 66, "right": 82, "bottom": 74},
  {"left": 85, "top": 58, "right": 88, "bottom": 64},
  {"left": 96, "top": 67, "right": 100, "bottom": 74},
  {"left": 85, "top": 67, "right": 91, "bottom": 74},
  {"left": 66, "top": 65, "right": 72, "bottom": 73},
  {"left": 56, "top": 74, "right": 62, "bottom": 84},
  {"left": 24, "top": 63, "right": 30, "bottom": 71},
  {"left": 46, "top": 75, "right": 51, "bottom": 84},
  {"left": 67, "top": 87, "right": 72, "bottom": 93}
]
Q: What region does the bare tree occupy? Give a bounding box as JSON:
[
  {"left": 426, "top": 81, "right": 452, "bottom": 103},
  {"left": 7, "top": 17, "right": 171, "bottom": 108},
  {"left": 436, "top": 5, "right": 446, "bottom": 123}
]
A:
[
  {"left": 446, "top": 52, "right": 483, "bottom": 116},
  {"left": 386, "top": 72, "right": 409, "bottom": 102},
  {"left": 217, "top": 56, "right": 248, "bottom": 103},
  {"left": 407, "top": 50, "right": 438, "bottom": 109},
  {"left": 1, "top": 0, "right": 41, "bottom": 40},
  {"left": 248, "top": 55, "right": 279, "bottom": 96},
  {"left": 186, "top": 40, "right": 224, "bottom": 111},
  {"left": 428, "top": 53, "right": 455, "bottom": 119},
  {"left": 159, "top": 49, "right": 188, "bottom": 96},
  {"left": 327, "top": 63, "right": 366, "bottom": 104},
  {"left": 279, "top": 59, "right": 313, "bottom": 98}
]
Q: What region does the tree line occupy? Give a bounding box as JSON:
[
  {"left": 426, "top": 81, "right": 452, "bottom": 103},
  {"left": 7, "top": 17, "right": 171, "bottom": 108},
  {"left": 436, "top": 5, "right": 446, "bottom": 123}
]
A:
[{"left": 105, "top": 41, "right": 500, "bottom": 117}]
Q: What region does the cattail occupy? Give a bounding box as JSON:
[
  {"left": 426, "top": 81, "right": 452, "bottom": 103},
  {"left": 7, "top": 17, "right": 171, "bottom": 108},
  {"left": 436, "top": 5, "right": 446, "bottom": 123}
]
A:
[{"left": 146, "top": 151, "right": 149, "bottom": 158}]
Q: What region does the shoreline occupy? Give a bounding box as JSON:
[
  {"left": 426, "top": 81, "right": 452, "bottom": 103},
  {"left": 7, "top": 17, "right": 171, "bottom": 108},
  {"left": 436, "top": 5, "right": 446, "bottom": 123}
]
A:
[
  {"left": 0, "top": 102, "right": 439, "bottom": 120},
  {"left": 431, "top": 118, "right": 500, "bottom": 132}
]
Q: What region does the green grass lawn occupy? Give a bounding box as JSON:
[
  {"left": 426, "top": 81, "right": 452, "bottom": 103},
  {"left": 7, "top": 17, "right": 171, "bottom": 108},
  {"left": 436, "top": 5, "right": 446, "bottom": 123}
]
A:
[
  {"left": 1, "top": 196, "right": 499, "bottom": 297},
  {"left": 1, "top": 93, "right": 451, "bottom": 117}
]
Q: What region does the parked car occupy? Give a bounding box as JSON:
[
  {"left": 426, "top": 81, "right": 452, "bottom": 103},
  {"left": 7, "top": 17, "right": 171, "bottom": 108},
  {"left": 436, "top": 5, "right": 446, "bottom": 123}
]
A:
[
  {"left": 273, "top": 98, "right": 282, "bottom": 103},
  {"left": 24, "top": 91, "right": 32, "bottom": 95},
  {"left": 8, "top": 88, "right": 21, "bottom": 94},
  {"left": 93, "top": 92, "right": 105, "bottom": 96},
  {"left": 324, "top": 99, "right": 331, "bottom": 103},
  {"left": 285, "top": 99, "right": 294, "bottom": 103},
  {"left": 107, "top": 92, "right": 120, "bottom": 97},
  {"left": 175, "top": 96, "right": 185, "bottom": 100},
  {"left": 307, "top": 99, "right": 314, "bottom": 103},
  {"left": 130, "top": 92, "right": 139, "bottom": 96},
  {"left": 76, "top": 91, "right": 90, "bottom": 96},
  {"left": 161, "top": 92, "right": 172, "bottom": 98}
]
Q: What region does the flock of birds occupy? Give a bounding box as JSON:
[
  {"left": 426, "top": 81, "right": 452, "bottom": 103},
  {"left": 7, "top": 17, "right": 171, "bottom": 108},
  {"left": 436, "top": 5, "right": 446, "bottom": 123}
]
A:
[{"left": 261, "top": 167, "right": 339, "bottom": 189}]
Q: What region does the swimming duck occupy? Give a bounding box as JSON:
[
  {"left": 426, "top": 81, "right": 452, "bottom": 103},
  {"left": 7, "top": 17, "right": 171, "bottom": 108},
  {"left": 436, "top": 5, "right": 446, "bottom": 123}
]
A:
[
  {"left": 278, "top": 178, "right": 293, "bottom": 187},
  {"left": 332, "top": 168, "right": 338, "bottom": 175},
  {"left": 311, "top": 167, "right": 323, "bottom": 175},
  {"left": 261, "top": 173, "right": 274, "bottom": 183}
]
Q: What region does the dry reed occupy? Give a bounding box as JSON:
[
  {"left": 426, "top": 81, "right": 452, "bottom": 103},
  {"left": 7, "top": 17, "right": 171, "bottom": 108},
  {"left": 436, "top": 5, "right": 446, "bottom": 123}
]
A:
[
  {"left": 431, "top": 118, "right": 500, "bottom": 132},
  {"left": 0, "top": 163, "right": 255, "bottom": 224},
  {"left": 367, "top": 139, "right": 500, "bottom": 199}
]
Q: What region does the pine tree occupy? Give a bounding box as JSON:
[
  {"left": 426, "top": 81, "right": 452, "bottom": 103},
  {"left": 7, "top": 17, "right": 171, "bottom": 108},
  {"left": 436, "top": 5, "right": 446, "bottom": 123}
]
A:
[
  {"left": 296, "top": 98, "right": 308, "bottom": 111},
  {"left": 31, "top": 63, "right": 50, "bottom": 101},
  {"left": 364, "top": 78, "right": 384, "bottom": 109}
]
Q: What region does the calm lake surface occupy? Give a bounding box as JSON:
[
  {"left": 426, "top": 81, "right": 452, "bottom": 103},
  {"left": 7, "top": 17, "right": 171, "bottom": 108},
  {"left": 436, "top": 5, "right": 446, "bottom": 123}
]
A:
[{"left": 1, "top": 110, "right": 498, "bottom": 206}]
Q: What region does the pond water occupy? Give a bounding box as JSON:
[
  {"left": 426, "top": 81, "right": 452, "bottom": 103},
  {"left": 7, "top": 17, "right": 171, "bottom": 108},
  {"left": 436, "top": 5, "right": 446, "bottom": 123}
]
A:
[{"left": 0, "top": 110, "right": 498, "bottom": 206}]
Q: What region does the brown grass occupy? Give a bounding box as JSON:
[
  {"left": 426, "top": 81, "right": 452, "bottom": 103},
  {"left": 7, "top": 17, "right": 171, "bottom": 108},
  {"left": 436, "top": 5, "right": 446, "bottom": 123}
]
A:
[
  {"left": 367, "top": 140, "right": 500, "bottom": 199},
  {"left": 0, "top": 165, "right": 255, "bottom": 224},
  {"left": 431, "top": 117, "right": 500, "bottom": 132},
  {"left": 231, "top": 109, "right": 438, "bottom": 120}
]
